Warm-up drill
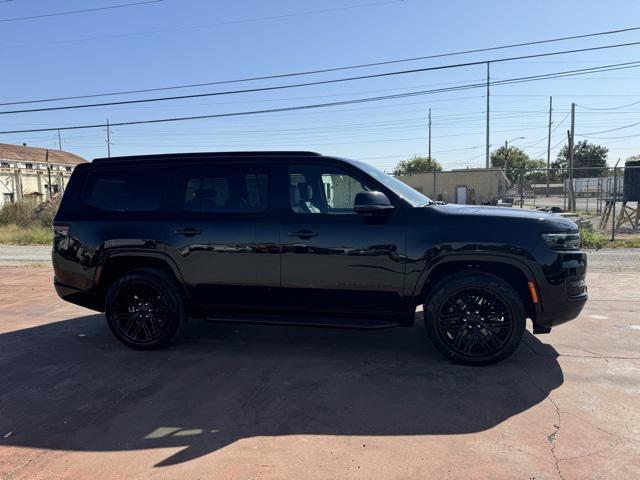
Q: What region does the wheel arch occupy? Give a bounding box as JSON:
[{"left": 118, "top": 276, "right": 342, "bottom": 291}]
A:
[
  {"left": 94, "top": 252, "right": 188, "bottom": 309},
  {"left": 414, "top": 255, "right": 539, "bottom": 322}
]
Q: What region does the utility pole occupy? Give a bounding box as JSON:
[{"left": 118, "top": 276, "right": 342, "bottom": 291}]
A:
[
  {"left": 45, "top": 149, "right": 52, "bottom": 200},
  {"left": 485, "top": 62, "right": 490, "bottom": 168},
  {"left": 57, "top": 130, "right": 63, "bottom": 151},
  {"left": 106, "top": 119, "right": 111, "bottom": 157},
  {"left": 428, "top": 108, "right": 432, "bottom": 160},
  {"left": 504, "top": 139, "right": 508, "bottom": 178},
  {"left": 567, "top": 132, "right": 575, "bottom": 212},
  {"left": 612, "top": 158, "right": 620, "bottom": 241},
  {"left": 569, "top": 102, "right": 576, "bottom": 211},
  {"left": 546, "top": 96, "right": 553, "bottom": 197}
]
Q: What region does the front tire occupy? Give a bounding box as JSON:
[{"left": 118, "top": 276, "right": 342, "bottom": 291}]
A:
[
  {"left": 105, "top": 268, "right": 185, "bottom": 350},
  {"left": 424, "top": 272, "right": 526, "bottom": 365}
]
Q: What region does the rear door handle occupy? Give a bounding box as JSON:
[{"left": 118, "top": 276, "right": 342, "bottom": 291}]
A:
[
  {"left": 288, "top": 230, "right": 318, "bottom": 239},
  {"left": 174, "top": 227, "right": 202, "bottom": 237}
]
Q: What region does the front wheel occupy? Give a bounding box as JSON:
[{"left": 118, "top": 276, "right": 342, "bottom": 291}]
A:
[
  {"left": 105, "top": 268, "right": 186, "bottom": 350},
  {"left": 424, "top": 272, "right": 526, "bottom": 365}
]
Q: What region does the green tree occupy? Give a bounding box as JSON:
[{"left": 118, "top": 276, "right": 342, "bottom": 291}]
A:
[
  {"left": 556, "top": 140, "right": 608, "bottom": 177},
  {"left": 522, "top": 159, "right": 548, "bottom": 183},
  {"left": 490, "top": 146, "right": 543, "bottom": 183},
  {"left": 393, "top": 156, "right": 442, "bottom": 175}
]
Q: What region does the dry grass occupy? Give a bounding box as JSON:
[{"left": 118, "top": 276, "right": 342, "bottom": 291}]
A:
[{"left": 0, "top": 224, "right": 52, "bottom": 245}]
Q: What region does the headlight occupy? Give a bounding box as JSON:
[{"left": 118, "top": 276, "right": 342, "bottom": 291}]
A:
[{"left": 541, "top": 232, "right": 582, "bottom": 251}]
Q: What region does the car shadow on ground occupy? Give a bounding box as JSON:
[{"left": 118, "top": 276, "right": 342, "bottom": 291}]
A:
[{"left": 0, "top": 314, "right": 563, "bottom": 467}]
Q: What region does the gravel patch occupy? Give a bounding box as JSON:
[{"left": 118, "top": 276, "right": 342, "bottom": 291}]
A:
[
  {"left": 1, "top": 244, "right": 638, "bottom": 272},
  {"left": 0, "top": 244, "right": 51, "bottom": 266}
]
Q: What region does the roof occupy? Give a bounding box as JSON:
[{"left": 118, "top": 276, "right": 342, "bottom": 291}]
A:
[
  {"left": 93, "top": 151, "right": 321, "bottom": 164},
  {"left": 450, "top": 168, "right": 505, "bottom": 173},
  {"left": 0, "top": 143, "right": 87, "bottom": 166}
]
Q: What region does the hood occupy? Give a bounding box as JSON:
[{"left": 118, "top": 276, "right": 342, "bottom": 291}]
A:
[{"left": 433, "top": 204, "right": 578, "bottom": 231}]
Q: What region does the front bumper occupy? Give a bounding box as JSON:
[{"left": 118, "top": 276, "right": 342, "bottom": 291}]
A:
[
  {"left": 532, "top": 251, "right": 588, "bottom": 332},
  {"left": 534, "top": 291, "right": 587, "bottom": 332}
]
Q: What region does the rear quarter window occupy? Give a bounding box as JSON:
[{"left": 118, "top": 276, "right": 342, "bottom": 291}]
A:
[{"left": 81, "top": 168, "right": 166, "bottom": 213}]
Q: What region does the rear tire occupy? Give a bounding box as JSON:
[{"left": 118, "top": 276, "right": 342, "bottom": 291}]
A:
[
  {"left": 105, "top": 268, "right": 186, "bottom": 350},
  {"left": 424, "top": 272, "right": 526, "bottom": 365}
]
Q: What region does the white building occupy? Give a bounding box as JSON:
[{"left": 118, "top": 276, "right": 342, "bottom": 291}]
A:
[{"left": 0, "top": 143, "right": 87, "bottom": 207}]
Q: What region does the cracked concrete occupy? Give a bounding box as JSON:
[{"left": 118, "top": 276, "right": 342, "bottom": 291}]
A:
[
  {"left": 0, "top": 265, "right": 639, "bottom": 479},
  {"left": 546, "top": 397, "right": 564, "bottom": 480}
]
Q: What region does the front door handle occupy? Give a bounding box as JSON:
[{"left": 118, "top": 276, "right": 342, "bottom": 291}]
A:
[
  {"left": 174, "top": 227, "right": 202, "bottom": 237},
  {"left": 288, "top": 230, "right": 318, "bottom": 239}
]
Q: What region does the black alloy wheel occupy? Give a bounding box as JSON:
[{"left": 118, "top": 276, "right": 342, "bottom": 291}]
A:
[
  {"left": 105, "top": 268, "right": 185, "bottom": 349},
  {"left": 424, "top": 272, "right": 526, "bottom": 365},
  {"left": 436, "top": 287, "right": 514, "bottom": 357}
]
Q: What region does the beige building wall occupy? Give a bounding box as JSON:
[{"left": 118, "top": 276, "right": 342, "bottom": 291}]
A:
[
  {"left": 327, "top": 174, "right": 368, "bottom": 208},
  {"left": 0, "top": 143, "right": 86, "bottom": 207},
  {"left": 395, "top": 169, "right": 510, "bottom": 204},
  {"left": 0, "top": 164, "right": 75, "bottom": 206}
]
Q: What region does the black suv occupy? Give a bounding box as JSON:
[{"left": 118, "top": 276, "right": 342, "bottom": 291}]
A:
[{"left": 53, "top": 151, "right": 587, "bottom": 365}]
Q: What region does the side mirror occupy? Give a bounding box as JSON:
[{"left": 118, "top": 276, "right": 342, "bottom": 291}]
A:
[{"left": 354, "top": 191, "right": 395, "bottom": 215}]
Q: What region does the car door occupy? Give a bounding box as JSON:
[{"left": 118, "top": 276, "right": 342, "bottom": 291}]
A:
[
  {"left": 164, "top": 161, "right": 280, "bottom": 309},
  {"left": 279, "top": 162, "right": 406, "bottom": 315}
]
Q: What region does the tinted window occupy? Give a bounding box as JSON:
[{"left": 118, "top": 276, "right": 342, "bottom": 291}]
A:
[
  {"left": 289, "top": 165, "right": 371, "bottom": 214},
  {"left": 181, "top": 165, "right": 268, "bottom": 213},
  {"left": 82, "top": 169, "right": 165, "bottom": 212},
  {"left": 350, "top": 160, "right": 432, "bottom": 207}
]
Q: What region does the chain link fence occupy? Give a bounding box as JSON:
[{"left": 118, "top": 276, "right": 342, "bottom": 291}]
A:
[
  {"left": 397, "top": 165, "right": 640, "bottom": 239},
  {"left": 499, "top": 165, "right": 639, "bottom": 239}
]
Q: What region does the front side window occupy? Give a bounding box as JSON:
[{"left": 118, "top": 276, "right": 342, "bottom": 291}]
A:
[
  {"left": 289, "top": 165, "right": 371, "bottom": 214},
  {"left": 349, "top": 159, "right": 432, "bottom": 207},
  {"left": 181, "top": 165, "right": 268, "bottom": 213}
]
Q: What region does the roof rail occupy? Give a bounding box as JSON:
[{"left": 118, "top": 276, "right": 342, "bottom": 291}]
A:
[{"left": 92, "top": 151, "right": 321, "bottom": 163}]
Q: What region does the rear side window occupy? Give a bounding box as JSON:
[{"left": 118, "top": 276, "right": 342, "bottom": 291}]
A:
[
  {"left": 180, "top": 165, "right": 268, "bottom": 213},
  {"left": 82, "top": 169, "right": 165, "bottom": 212}
]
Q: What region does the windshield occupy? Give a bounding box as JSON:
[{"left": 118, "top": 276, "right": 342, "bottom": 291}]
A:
[{"left": 350, "top": 160, "right": 432, "bottom": 207}]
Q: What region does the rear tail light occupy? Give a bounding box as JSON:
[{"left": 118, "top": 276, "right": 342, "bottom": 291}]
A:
[{"left": 53, "top": 223, "right": 69, "bottom": 235}]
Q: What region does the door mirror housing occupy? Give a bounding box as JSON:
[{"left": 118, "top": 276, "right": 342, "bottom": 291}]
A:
[{"left": 354, "top": 191, "right": 395, "bottom": 215}]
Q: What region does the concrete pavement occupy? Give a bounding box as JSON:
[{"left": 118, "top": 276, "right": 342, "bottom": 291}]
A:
[{"left": 0, "top": 265, "right": 638, "bottom": 479}]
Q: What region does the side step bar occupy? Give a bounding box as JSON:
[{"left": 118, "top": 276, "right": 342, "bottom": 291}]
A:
[{"left": 205, "top": 311, "right": 399, "bottom": 330}]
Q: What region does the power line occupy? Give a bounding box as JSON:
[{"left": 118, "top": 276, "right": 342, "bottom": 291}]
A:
[
  {"left": 3, "top": 45, "right": 640, "bottom": 116},
  {"left": 0, "top": 77, "right": 485, "bottom": 108},
  {"left": 0, "top": 0, "right": 164, "bottom": 23},
  {"left": 583, "top": 131, "right": 640, "bottom": 140},
  {"left": 3, "top": 61, "right": 640, "bottom": 135},
  {"left": 577, "top": 98, "right": 640, "bottom": 110},
  {"left": 521, "top": 110, "right": 570, "bottom": 150},
  {"left": 0, "top": 0, "right": 402, "bottom": 49},
  {"left": 4, "top": 26, "right": 640, "bottom": 106},
  {"left": 578, "top": 121, "right": 640, "bottom": 136}
]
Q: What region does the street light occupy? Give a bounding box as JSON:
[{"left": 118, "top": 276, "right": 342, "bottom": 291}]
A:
[
  {"left": 503, "top": 136, "right": 525, "bottom": 186},
  {"left": 503, "top": 136, "right": 525, "bottom": 170},
  {"left": 502, "top": 136, "right": 525, "bottom": 205}
]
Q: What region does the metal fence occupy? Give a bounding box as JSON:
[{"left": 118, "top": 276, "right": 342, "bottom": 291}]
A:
[
  {"left": 398, "top": 165, "right": 640, "bottom": 239},
  {"left": 499, "top": 165, "right": 639, "bottom": 239}
]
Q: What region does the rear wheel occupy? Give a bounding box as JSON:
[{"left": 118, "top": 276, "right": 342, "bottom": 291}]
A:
[
  {"left": 424, "top": 272, "right": 526, "bottom": 365},
  {"left": 105, "top": 268, "right": 185, "bottom": 350}
]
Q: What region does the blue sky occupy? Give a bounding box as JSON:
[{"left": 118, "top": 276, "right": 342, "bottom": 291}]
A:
[{"left": 1, "top": 0, "right": 639, "bottom": 170}]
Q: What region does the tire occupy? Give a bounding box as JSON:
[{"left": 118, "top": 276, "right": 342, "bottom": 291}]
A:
[
  {"left": 105, "top": 268, "right": 186, "bottom": 350},
  {"left": 424, "top": 272, "right": 526, "bottom": 365}
]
